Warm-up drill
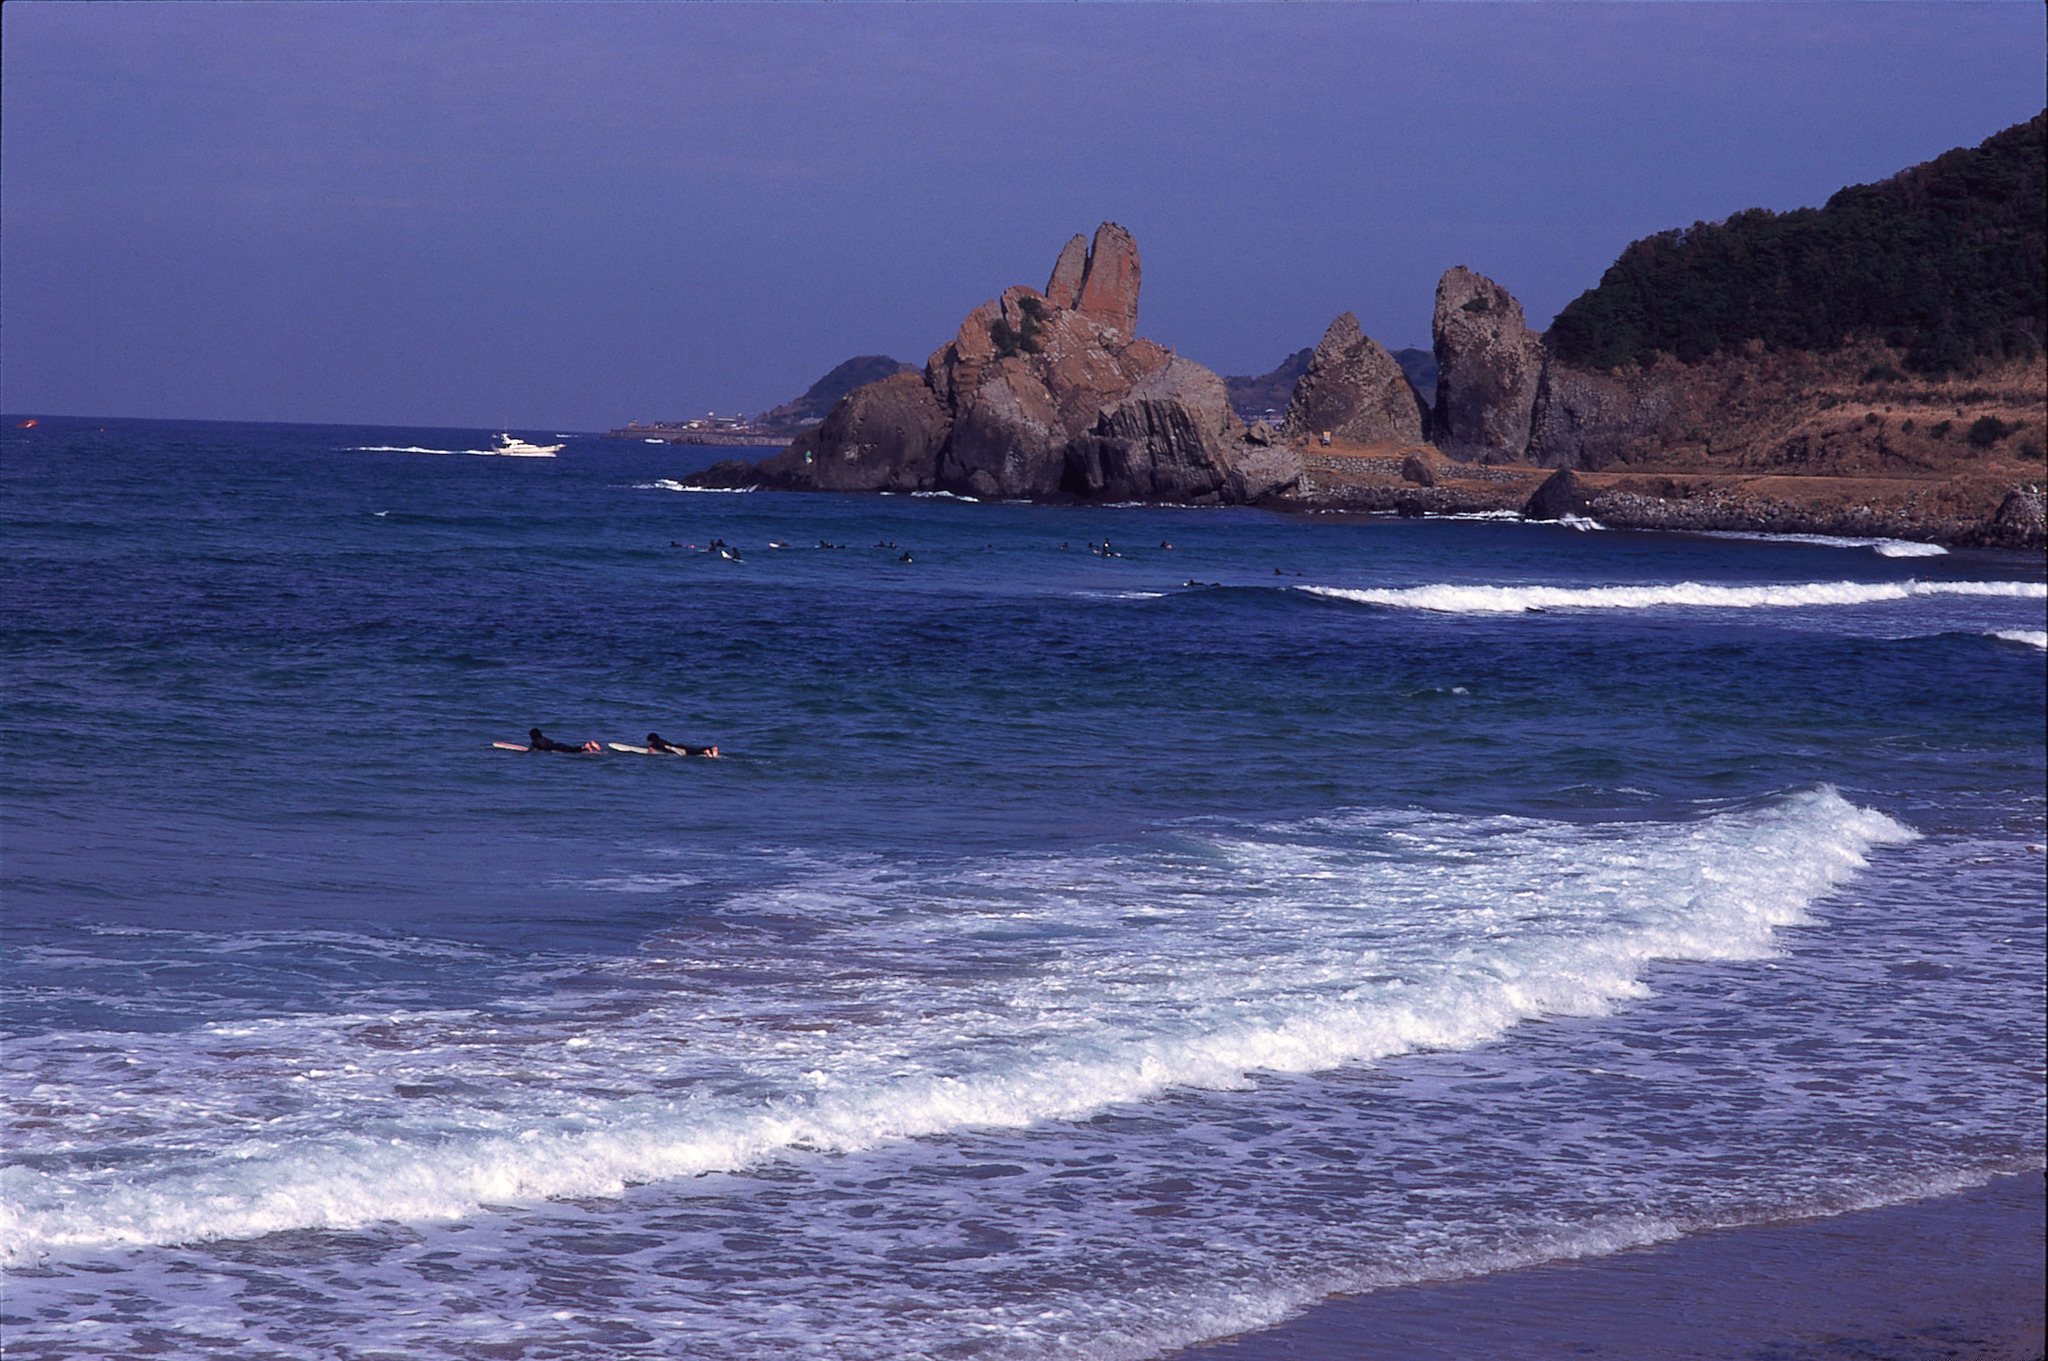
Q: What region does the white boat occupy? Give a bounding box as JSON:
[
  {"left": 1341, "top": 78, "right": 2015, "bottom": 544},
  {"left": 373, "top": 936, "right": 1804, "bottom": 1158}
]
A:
[{"left": 491, "top": 433, "right": 565, "bottom": 457}]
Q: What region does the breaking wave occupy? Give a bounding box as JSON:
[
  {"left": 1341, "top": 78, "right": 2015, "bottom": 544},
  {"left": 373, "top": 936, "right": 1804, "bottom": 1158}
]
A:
[
  {"left": 0, "top": 789, "right": 1913, "bottom": 1261},
  {"left": 1698, "top": 531, "right": 1949, "bottom": 558},
  {"left": 1302, "top": 579, "right": 2047, "bottom": 614},
  {"left": 347, "top": 445, "right": 555, "bottom": 458},
  {"left": 636, "top": 478, "right": 754, "bottom": 493}
]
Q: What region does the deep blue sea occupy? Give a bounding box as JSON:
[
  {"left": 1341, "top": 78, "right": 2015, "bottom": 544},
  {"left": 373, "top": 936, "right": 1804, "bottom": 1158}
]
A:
[{"left": 2, "top": 416, "right": 2043, "bottom": 1359}]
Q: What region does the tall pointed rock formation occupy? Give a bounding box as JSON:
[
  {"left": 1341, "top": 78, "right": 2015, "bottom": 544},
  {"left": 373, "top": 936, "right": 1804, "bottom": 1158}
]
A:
[
  {"left": 1281, "top": 312, "right": 1428, "bottom": 445},
  {"left": 1432, "top": 266, "right": 1545, "bottom": 461}
]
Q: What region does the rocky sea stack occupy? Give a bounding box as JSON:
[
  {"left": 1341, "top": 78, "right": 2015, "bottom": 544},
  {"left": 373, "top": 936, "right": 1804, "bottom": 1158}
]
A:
[
  {"left": 1432, "top": 266, "right": 1546, "bottom": 462},
  {"left": 1280, "top": 312, "right": 1428, "bottom": 446},
  {"left": 689, "top": 225, "right": 1301, "bottom": 504}
]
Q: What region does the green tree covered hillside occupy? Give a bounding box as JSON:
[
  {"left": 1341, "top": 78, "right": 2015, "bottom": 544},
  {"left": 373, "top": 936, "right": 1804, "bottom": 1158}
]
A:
[{"left": 1548, "top": 112, "right": 2046, "bottom": 373}]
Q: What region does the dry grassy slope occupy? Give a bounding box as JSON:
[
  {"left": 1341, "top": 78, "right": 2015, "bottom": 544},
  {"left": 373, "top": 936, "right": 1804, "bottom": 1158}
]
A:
[
  {"left": 1594, "top": 341, "right": 2046, "bottom": 482},
  {"left": 1272, "top": 345, "right": 2044, "bottom": 544}
]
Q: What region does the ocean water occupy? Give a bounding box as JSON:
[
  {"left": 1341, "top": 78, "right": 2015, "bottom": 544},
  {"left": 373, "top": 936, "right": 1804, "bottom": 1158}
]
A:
[{"left": 1, "top": 416, "right": 2042, "bottom": 1360}]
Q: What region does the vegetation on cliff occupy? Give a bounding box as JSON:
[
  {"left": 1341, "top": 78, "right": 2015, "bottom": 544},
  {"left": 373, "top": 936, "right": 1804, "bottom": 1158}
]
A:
[{"left": 1548, "top": 112, "right": 2046, "bottom": 374}]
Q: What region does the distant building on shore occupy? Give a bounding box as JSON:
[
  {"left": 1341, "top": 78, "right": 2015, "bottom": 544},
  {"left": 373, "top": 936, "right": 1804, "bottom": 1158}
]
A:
[{"left": 603, "top": 417, "right": 792, "bottom": 447}]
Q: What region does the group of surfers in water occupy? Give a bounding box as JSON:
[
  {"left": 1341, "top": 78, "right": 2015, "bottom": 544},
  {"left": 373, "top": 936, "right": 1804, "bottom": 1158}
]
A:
[{"left": 526, "top": 729, "right": 719, "bottom": 757}]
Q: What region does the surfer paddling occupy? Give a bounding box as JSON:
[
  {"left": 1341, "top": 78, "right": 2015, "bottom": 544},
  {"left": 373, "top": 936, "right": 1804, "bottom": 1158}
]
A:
[
  {"left": 647, "top": 732, "right": 719, "bottom": 758},
  {"left": 529, "top": 728, "right": 601, "bottom": 754}
]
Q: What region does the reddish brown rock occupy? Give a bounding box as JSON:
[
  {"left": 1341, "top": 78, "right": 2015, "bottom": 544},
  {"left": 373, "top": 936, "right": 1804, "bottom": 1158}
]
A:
[
  {"left": 1433, "top": 266, "right": 1546, "bottom": 462},
  {"left": 1280, "top": 312, "right": 1428, "bottom": 445},
  {"left": 1045, "top": 235, "right": 1089, "bottom": 309},
  {"left": 1073, "top": 222, "right": 1141, "bottom": 338},
  {"left": 706, "top": 223, "right": 1291, "bottom": 505},
  {"left": 926, "top": 235, "right": 1169, "bottom": 498}
]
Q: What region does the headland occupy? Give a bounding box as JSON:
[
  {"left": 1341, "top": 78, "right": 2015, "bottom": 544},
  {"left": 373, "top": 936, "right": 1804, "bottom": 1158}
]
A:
[{"left": 682, "top": 113, "right": 2044, "bottom": 550}]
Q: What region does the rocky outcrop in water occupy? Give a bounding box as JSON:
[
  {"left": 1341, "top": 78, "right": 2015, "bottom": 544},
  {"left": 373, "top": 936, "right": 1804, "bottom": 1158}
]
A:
[
  {"left": 928, "top": 259, "right": 1172, "bottom": 498},
  {"left": 1982, "top": 483, "right": 2046, "bottom": 547},
  {"left": 1281, "top": 312, "right": 1429, "bottom": 445},
  {"left": 1432, "top": 267, "right": 1545, "bottom": 461},
  {"left": 1067, "top": 357, "right": 1300, "bottom": 503},
  {"left": 750, "top": 372, "right": 952, "bottom": 493},
  {"left": 1521, "top": 468, "right": 1593, "bottom": 520},
  {"left": 693, "top": 224, "right": 1296, "bottom": 504}
]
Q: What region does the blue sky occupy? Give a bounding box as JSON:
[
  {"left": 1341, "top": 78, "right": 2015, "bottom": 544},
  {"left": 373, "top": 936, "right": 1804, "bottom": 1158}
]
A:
[{"left": 3, "top": 3, "right": 2042, "bottom": 430}]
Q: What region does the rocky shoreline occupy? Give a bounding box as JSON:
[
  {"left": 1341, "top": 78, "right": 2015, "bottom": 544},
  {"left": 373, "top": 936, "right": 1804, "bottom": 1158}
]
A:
[
  {"left": 688, "top": 220, "right": 2044, "bottom": 551},
  {"left": 1520, "top": 469, "right": 2046, "bottom": 549},
  {"left": 1261, "top": 444, "right": 2047, "bottom": 549}
]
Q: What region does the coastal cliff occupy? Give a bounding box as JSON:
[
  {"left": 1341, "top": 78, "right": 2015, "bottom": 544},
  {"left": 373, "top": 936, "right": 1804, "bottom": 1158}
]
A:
[{"left": 690, "top": 114, "right": 2044, "bottom": 547}]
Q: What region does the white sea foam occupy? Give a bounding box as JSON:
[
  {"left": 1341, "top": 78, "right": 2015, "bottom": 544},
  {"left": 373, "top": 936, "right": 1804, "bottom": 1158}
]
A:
[
  {"left": 345, "top": 444, "right": 556, "bottom": 458},
  {"left": 1699, "top": 531, "right": 1950, "bottom": 558},
  {"left": 1991, "top": 629, "right": 2048, "bottom": 650},
  {"left": 1302, "top": 578, "right": 2048, "bottom": 614},
  {"left": 0, "top": 789, "right": 1915, "bottom": 1262},
  {"left": 561, "top": 871, "right": 705, "bottom": 893},
  {"left": 635, "top": 478, "right": 754, "bottom": 493}
]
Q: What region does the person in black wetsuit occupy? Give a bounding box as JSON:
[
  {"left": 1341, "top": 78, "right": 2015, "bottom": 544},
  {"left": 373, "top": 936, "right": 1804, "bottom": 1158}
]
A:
[
  {"left": 529, "top": 728, "right": 600, "bottom": 754},
  {"left": 648, "top": 732, "right": 719, "bottom": 757},
  {"left": 652, "top": 732, "right": 721, "bottom": 757}
]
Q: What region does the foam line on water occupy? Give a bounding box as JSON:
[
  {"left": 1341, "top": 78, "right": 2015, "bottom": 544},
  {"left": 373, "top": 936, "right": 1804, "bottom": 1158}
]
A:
[
  {"left": 0, "top": 789, "right": 1914, "bottom": 1261},
  {"left": 1301, "top": 579, "right": 2046, "bottom": 614},
  {"left": 1991, "top": 629, "right": 2047, "bottom": 650},
  {"left": 636, "top": 478, "right": 753, "bottom": 492},
  {"left": 346, "top": 444, "right": 556, "bottom": 458},
  {"left": 1698, "top": 531, "right": 1949, "bottom": 557}
]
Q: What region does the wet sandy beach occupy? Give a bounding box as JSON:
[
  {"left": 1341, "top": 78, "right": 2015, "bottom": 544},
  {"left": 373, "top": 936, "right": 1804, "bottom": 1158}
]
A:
[{"left": 1175, "top": 1172, "right": 2045, "bottom": 1361}]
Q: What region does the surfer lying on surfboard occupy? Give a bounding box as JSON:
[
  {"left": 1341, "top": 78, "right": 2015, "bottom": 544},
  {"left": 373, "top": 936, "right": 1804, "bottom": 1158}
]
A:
[
  {"left": 529, "top": 728, "right": 601, "bottom": 754},
  {"left": 646, "top": 732, "right": 719, "bottom": 757}
]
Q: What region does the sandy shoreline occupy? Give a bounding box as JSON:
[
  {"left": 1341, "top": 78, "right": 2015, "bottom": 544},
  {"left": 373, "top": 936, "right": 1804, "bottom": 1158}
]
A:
[{"left": 1171, "top": 1171, "right": 2045, "bottom": 1361}]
